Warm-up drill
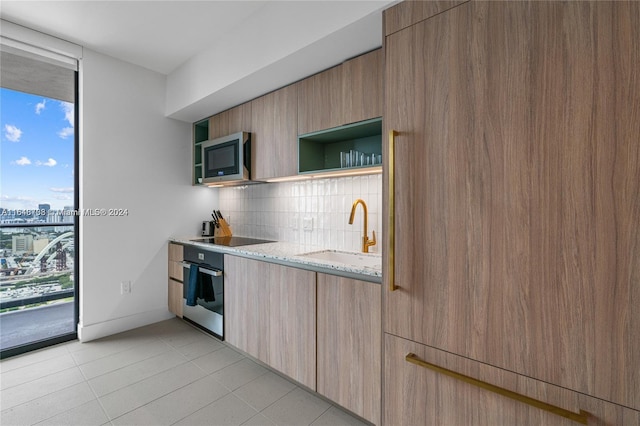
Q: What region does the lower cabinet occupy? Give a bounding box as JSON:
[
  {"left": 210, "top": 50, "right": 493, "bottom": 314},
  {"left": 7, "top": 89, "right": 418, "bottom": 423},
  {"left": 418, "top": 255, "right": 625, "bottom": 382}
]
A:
[
  {"left": 168, "top": 243, "right": 183, "bottom": 317},
  {"left": 168, "top": 279, "right": 183, "bottom": 318},
  {"left": 224, "top": 255, "right": 316, "bottom": 389},
  {"left": 317, "top": 274, "right": 381, "bottom": 425},
  {"left": 385, "top": 333, "right": 640, "bottom": 426}
]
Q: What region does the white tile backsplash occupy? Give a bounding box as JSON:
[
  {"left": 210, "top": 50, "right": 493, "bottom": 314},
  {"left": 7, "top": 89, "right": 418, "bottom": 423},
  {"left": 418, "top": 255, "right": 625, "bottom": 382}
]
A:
[{"left": 216, "top": 174, "right": 383, "bottom": 253}]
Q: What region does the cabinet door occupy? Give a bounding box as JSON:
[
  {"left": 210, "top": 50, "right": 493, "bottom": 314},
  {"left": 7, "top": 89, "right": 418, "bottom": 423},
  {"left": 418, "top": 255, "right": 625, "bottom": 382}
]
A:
[
  {"left": 317, "top": 274, "right": 381, "bottom": 425},
  {"left": 168, "top": 279, "right": 183, "bottom": 318},
  {"left": 268, "top": 262, "right": 316, "bottom": 389},
  {"left": 168, "top": 243, "right": 183, "bottom": 281},
  {"left": 385, "top": 333, "right": 640, "bottom": 426},
  {"left": 208, "top": 103, "right": 252, "bottom": 140},
  {"left": 224, "top": 255, "right": 316, "bottom": 389},
  {"left": 384, "top": 1, "right": 640, "bottom": 409},
  {"left": 252, "top": 85, "right": 298, "bottom": 179},
  {"left": 342, "top": 49, "right": 383, "bottom": 125},
  {"left": 224, "top": 255, "right": 270, "bottom": 364},
  {"left": 168, "top": 243, "right": 184, "bottom": 317},
  {"left": 297, "top": 65, "right": 343, "bottom": 135}
]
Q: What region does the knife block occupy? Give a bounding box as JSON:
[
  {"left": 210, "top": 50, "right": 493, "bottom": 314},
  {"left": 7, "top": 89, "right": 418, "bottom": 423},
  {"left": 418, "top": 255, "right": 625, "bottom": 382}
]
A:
[{"left": 214, "top": 219, "right": 233, "bottom": 237}]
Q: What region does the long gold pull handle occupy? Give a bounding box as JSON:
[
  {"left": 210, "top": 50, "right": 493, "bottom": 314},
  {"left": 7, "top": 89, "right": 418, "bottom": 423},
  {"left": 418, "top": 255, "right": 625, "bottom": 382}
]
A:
[
  {"left": 405, "top": 353, "right": 589, "bottom": 424},
  {"left": 388, "top": 130, "right": 397, "bottom": 292}
]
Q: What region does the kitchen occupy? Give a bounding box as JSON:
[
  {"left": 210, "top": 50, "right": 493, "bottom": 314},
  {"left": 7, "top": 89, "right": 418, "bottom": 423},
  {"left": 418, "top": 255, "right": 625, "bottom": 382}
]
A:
[{"left": 1, "top": 1, "right": 639, "bottom": 425}]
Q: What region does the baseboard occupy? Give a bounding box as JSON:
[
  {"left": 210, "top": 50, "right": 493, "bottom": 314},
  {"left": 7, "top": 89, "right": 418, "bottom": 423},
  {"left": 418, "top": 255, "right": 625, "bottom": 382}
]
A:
[{"left": 78, "top": 308, "right": 174, "bottom": 342}]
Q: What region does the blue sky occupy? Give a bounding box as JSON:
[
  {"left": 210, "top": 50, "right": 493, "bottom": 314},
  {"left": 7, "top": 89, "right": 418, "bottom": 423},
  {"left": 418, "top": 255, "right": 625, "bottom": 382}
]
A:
[{"left": 1, "top": 88, "right": 75, "bottom": 211}]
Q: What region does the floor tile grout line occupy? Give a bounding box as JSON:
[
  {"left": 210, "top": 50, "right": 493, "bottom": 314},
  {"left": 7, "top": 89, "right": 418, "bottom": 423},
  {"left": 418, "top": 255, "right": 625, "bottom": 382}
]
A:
[
  {"left": 75, "top": 340, "right": 181, "bottom": 382},
  {"left": 0, "top": 355, "right": 79, "bottom": 393},
  {"left": 110, "top": 362, "right": 236, "bottom": 425},
  {"left": 90, "top": 356, "right": 192, "bottom": 401},
  {"left": 0, "top": 368, "right": 88, "bottom": 413},
  {"left": 66, "top": 346, "right": 113, "bottom": 426}
]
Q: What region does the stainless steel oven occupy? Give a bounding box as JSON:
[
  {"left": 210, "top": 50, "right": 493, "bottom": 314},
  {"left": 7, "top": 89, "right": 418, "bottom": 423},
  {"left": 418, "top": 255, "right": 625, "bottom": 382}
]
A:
[{"left": 182, "top": 247, "right": 224, "bottom": 339}]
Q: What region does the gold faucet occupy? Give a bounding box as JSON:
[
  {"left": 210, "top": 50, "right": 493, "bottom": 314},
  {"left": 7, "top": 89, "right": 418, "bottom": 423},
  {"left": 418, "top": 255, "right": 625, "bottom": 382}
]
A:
[{"left": 348, "top": 198, "right": 376, "bottom": 253}]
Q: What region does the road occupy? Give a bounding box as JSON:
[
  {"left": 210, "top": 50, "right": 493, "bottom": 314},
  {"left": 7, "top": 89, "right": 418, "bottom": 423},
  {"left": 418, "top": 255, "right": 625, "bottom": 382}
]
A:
[{"left": 0, "top": 301, "right": 75, "bottom": 350}]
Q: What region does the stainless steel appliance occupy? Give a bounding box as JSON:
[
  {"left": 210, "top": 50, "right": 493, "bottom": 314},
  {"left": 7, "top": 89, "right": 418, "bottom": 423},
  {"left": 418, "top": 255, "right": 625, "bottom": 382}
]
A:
[
  {"left": 182, "top": 237, "right": 273, "bottom": 339},
  {"left": 201, "top": 221, "right": 215, "bottom": 236},
  {"left": 201, "top": 132, "right": 251, "bottom": 185},
  {"left": 182, "top": 246, "right": 224, "bottom": 338}
]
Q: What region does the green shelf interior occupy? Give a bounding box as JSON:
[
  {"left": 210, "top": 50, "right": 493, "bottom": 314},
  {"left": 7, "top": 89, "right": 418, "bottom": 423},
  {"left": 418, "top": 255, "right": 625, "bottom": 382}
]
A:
[
  {"left": 194, "top": 119, "right": 209, "bottom": 143},
  {"left": 298, "top": 118, "right": 382, "bottom": 173}
]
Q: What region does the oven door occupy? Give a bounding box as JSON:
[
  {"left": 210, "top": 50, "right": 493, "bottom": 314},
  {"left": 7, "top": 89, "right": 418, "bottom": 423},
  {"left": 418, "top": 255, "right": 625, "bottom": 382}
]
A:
[{"left": 182, "top": 262, "right": 224, "bottom": 340}]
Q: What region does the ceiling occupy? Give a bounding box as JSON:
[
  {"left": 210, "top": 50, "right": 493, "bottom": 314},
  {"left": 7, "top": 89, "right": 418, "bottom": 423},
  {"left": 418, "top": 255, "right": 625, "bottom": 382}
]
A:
[{"left": 0, "top": 0, "right": 395, "bottom": 119}]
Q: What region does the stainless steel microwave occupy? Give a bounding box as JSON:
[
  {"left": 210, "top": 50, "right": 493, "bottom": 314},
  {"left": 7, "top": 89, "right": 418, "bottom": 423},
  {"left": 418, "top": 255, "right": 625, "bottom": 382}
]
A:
[{"left": 201, "top": 132, "right": 251, "bottom": 184}]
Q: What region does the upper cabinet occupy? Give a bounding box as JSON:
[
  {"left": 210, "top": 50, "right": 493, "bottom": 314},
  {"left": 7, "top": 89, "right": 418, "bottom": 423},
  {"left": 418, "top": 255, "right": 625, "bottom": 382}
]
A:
[
  {"left": 297, "top": 49, "right": 382, "bottom": 136},
  {"left": 192, "top": 48, "right": 383, "bottom": 184},
  {"left": 296, "top": 64, "right": 343, "bottom": 136},
  {"left": 251, "top": 84, "right": 298, "bottom": 180},
  {"left": 341, "top": 48, "right": 383, "bottom": 126},
  {"left": 384, "top": 0, "right": 640, "bottom": 411},
  {"left": 209, "top": 103, "right": 252, "bottom": 140}
]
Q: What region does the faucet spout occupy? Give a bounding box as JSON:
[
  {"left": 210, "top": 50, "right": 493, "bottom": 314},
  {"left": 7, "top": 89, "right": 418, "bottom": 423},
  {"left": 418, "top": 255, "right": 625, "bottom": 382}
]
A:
[{"left": 348, "top": 199, "right": 376, "bottom": 253}]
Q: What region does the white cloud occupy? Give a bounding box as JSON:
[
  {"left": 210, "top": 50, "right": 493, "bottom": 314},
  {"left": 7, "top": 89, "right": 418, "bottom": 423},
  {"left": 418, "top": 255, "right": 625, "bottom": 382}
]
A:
[
  {"left": 36, "top": 158, "right": 57, "bottom": 167},
  {"left": 57, "top": 101, "right": 75, "bottom": 140},
  {"left": 0, "top": 194, "right": 35, "bottom": 209},
  {"left": 60, "top": 101, "right": 74, "bottom": 125},
  {"left": 4, "top": 124, "right": 22, "bottom": 142},
  {"left": 54, "top": 194, "right": 72, "bottom": 201},
  {"left": 36, "top": 99, "right": 46, "bottom": 114},
  {"left": 50, "top": 187, "right": 74, "bottom": 193},
  {"left": 58, "top": 127, "right": 74, "bottom": 139},
  {"left": 12, "top": 156, "right": 32, "bottom": 166}
]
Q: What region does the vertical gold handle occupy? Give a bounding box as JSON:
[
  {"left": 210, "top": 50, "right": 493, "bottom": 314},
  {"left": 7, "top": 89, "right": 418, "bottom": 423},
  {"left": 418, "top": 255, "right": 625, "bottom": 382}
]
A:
[{"left": 388, "top": 130, "right": 397, "bottom": 292}]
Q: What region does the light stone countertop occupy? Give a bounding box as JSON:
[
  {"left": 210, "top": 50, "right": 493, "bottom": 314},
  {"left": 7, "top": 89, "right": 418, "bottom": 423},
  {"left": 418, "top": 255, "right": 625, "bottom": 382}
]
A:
[{"left": 170, "top": 237, "right": 382, "bottom": 284}]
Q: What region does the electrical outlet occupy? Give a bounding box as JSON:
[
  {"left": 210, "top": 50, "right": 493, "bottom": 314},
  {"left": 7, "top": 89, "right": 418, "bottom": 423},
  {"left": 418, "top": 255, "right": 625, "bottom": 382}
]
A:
[
  {"left": 121, "top": 280, "right": 131, "bottom": 294},
  {"left": 198, "top": 253, "right": 205, "bottom": 261}
]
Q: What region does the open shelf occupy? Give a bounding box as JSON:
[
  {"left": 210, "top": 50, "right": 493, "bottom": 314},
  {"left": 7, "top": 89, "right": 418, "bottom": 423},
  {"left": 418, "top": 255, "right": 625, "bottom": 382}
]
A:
[{"left": 298, "top": 118, "right": 382, "bottom": 174}]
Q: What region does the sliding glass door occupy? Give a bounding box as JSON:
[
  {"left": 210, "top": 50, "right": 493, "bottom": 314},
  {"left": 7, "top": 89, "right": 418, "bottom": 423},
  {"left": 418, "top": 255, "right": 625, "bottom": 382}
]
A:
[{"left": 0, "top": 45, "right": 79, "bottom": 358}]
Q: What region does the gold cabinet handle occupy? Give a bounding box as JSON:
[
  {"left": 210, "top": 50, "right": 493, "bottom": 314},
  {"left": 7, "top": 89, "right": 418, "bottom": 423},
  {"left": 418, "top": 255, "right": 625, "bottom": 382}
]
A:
[
  {"left": 405, "top": 353, "right": 589, "bottom": 424},
  {"left": 388, "top": 130, "right": 397, "bottom": 292}
]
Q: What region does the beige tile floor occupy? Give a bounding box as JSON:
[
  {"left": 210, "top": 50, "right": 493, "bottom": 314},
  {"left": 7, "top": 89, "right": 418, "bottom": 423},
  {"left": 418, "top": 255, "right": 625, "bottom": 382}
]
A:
[{"left": 0, "top": 318, "right": 370, "bottom": 426}]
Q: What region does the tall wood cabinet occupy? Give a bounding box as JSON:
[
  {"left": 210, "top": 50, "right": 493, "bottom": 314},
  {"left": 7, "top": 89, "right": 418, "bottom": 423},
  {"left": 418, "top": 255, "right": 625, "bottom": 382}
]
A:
[
  {"left": 383, "top": 0, "right": 640, "bottom": 422},
  {"left": 224, "top": 255, "right": 316, "bottom": 389}
]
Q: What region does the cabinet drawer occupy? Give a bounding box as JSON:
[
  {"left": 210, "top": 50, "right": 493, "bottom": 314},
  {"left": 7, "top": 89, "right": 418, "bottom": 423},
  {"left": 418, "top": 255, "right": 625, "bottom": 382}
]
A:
[
  {"left": 384, "top": 334, "right": 639, "bottom": 426},
  {"left": 168, "top": 279, "right": 183, "bottom": 318},
  {"left": 168, "top": 243, "right": 183, "bottom": 262}
]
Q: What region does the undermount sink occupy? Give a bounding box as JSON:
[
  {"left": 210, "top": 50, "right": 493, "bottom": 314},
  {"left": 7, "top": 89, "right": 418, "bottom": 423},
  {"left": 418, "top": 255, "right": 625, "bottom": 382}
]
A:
[{"left": 298, "top": 250, "right": 381, "bottom": 269}]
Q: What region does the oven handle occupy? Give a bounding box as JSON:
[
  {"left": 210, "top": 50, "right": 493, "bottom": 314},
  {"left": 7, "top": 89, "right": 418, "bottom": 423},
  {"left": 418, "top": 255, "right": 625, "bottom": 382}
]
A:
[{"left": 180, "top": 261, "right": 223, "bottom": 277}]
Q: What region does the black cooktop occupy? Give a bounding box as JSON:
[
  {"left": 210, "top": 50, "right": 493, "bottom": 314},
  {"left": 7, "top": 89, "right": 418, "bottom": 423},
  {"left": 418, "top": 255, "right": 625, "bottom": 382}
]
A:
[{"left": 191, "top": 236, "right": 275, "bottom": 247}]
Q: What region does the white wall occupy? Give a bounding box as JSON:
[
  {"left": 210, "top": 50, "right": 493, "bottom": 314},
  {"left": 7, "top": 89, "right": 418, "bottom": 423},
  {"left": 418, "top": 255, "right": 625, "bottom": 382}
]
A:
[
  {"left": 217, "top": 174, "right": 382, "bottom": 253},
  {"left": 79, "top": 49, "right": 217, "bottom": 341}
]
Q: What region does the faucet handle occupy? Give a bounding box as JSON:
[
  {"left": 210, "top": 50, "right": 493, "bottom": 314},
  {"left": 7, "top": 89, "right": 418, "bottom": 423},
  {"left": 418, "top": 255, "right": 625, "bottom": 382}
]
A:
[{"left": 368, "top": 230, "right": 377, "bottom": 247}]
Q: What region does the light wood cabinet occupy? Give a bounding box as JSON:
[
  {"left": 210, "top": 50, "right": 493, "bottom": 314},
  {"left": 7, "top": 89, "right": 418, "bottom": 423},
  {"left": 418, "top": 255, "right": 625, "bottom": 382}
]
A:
[
  {"left": 297, "top": 64, "right": 343, "bottom": 135},
  {"left": 167, "top": 243, "right": 183, "bottom": 317},
  {"left": 208, "top": 102, "right": 252, "bottom": 140},
  {"left": 224, "top": 255, "right": 316, "bottom": 389},
  {"left": 383, "top": 0, "right": 467, "bottom": 35},
  {"left": 251, "top": 84, "right": 298, "bottom": 179},
  {"left": 341, "top": 49, "right": 383, "bottom": 126},
  {"left": 317, "top": 274, "right": 381, "bottom": 425},
  {"left": 385, "top": 333, "right": 640, "bottom": 426},
  {"left": 298, "top": 49, "right": 382, "bottom": 135},
  {"left": 384, "top": 0, "right": 640, "bottom": 412}
]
